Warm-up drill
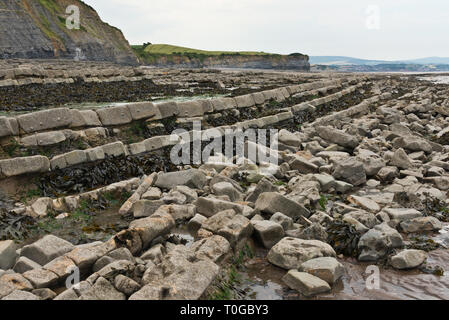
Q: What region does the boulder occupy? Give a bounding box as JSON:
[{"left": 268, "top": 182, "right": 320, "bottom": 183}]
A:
[
  {"left": 0, "top": 241, "right": 17, "bottom": 270},
  {"left": 245, "top": 178, "right": 278, "bottom": 203},
  {"left": 189, "top": 235, "right": 231, "bottom": 264},
  {"left": 131, "top": 246, "right": 219, "bottom": 300},
  {"left": 390, "top": 148, "right": 413, "bottom": 170},
  {"left": 278, "top": 129, "right": 301, "bottom": 148},
  {"left": 390, "top": 250, "right": 427, "bottom": 270},
  {"left": 13, "top": 256, "right": 41, "bottom": 274},
  {"left": 194, "top": 197, "right": 249, "bottom": 218},
  {"left": 20, "top": 235, "right": 74, "bottom": 265},
  {"left": 400, "top": 217, "right": 442, "bottom": 233},
  {"left": 202, "top": 210, "right": 253, "bottom": 247},
  {"left": 212, "top": 181, "right": 243, "bottom": 202},
  {"left": 300, "top": 257, "right": 345, "bottom": 285},
  {"left": 358, "top": 223, "right": 404, "bottom": 261},
  {"left": 383, "top": 208, "right": 422, "bottom": 221},
  {"left": 1, "top": 290, "right": 40, "bottom": 300},
  {"left": 255, "top": 192, "right": 310, "bottom": 218},
  {"left": 270, "top": 212, "right": 294, "bottom": 231},
  {"left": 267, "top": 237, "right": 336, "bottom": 269},
  {"left": 114, "top": 275, "right": 141, "bottom": 296},
  {"left": 252, "top": 220, "right": 285, "bottom": 249},
  {"left": 132, "top": 200, "right": 164, "bottom": 218},
  {"left": 155, "top": 169, "right": 207, "bottom": 190},
  {"left": 347, "top": 195, "right": 381, "bottom": 213},
  {"left": 288, "top": 157, "right": 319, "bottom": 174},
  {"left": 22, "top": 268, "right": 59, "bottom": 289},
  {"left": 0, "top": 273, "right": 33, "bottom": 299},
  {"left": 129, "top": 209, "right": 176, "bottom": 248},
  {"left": 80, "top": 277, "right": 126, "bottom": 300},
  {"left": 187, "top": 214, "right": 208, "bottom": 234},
  {"left": 332, "top": 158, "right": 366, "bottom": 186},
  {"left": 316, "top": 126, "right": 359, "bottom": 149}
]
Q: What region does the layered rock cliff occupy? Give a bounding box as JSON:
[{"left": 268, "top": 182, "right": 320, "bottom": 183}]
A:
[
  {"left": 134, "top": 49, "right": 310, "bottom": 71},
  {"left": 0, "top": 0, "right": 138, "bottom": 65}
]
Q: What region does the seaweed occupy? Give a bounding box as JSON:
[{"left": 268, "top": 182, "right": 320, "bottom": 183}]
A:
[
  {"left": 406, "top": 235, "right": 441, "bottom": 252},
  {"left": 326, "top": 218, "right": 362, "bottom": 257},
  {"left": 0, "top": 209, "right": 36, "bottom": 241}
]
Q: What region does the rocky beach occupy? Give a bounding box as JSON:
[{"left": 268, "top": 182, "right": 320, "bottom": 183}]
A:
[{"left": 1, "top": 61, "right": 448, "bottom": 300}]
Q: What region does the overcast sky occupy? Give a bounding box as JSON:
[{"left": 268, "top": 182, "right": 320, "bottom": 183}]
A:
[{"left": 82, "top": 0, "right": 449, "bottom": 60}]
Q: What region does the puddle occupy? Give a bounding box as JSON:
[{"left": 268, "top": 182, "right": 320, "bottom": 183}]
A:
[
  {"left": 234, "top": 241, "right": 449, "bottom": 300},
  {"left": 170, "top": 225, "right": 195, "bottom": 247}
]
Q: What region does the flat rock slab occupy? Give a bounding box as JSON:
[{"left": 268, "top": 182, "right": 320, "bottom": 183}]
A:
[
  {"left": 383, "top": 208, "right": 422, "bottom": 221},
  {"left": 255, "top": 192, "right": 310, "bottom": 218},
  {"left": 155, "top": 169, "right": 207, "bottom": 190},
  {"left": 300, "top": 257, "right": 345, "bottom": 285},
  {"left": 347, "top": 195, "right": 381, "bottom": 213},
  {"left": 282, "top": 270, "right": 331, "bottom": 297}
]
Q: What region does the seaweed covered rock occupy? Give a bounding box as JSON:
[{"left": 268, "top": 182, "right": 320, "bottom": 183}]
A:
[{"left": 358, "top": 223, "right": 404, "bottom": 262}]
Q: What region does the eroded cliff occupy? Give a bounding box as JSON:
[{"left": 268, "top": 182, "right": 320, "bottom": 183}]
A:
[{"left": 0, "top": 0, "right": 138, "bottom": 65}]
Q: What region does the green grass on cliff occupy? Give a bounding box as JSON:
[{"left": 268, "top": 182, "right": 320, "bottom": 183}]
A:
[
  {"left": 132, "top": 43, "right": 308, "bottom": 65},
  {"left": 140, "top": 44, "right": 274, "bottom": 56}
]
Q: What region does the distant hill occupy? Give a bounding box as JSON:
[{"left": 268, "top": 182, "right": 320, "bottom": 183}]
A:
[
  {"left": 0, "top": 0, "right": 138, "bottom": 65},
  {"left": 132, "top": 44, "right": 310, "bottom": 71},
  {"left": 310, "top": 56, "right": 449, "bottom": 66}
]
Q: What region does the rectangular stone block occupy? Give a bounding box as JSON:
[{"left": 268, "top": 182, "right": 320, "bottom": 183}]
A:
[
  {"left": 102, "top": 142, "right": 126, "bottom": 157},
  {"left": 234, "top": 94, "right": 256, "bottom": 108},
  {"left": 211, "top": 97, "right": 236, "bottom": 111},
  {"left": 50, "top": 155, "right": 68, "bottom": 170},
  {"left": 154, "top": 101, "right": 178, "bottom": 120},
  {"left": 64, "top": 150, "right": 87, "bottom": 166},
  {"left": 96, "top": 106, "right": 132, "bottom": 126},
  {"left": 251, "top": 92, "right": 266, "bottom": 105},
  {"left": 0, "top": 117, "right": 13, "bottom": 138},
  {"left": 70, "top": 110, "right": 102, "bottom": 128},
  {"left": 85, "top": 147, "right": 106, "bottom": 162},
  {"left": 177, "top": 100, "right": 205, "bottom": 118},
  {"left": 16, "top": 108, "right": 72, "bottom": 133},
  {"left": 0, "top": 156, "right": 50, "bottom": 178},
  {"left": 127, "top": 102, "right": 157, "bottom": 120}
]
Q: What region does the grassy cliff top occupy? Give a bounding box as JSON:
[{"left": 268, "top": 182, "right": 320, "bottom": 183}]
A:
[{"left": 135, "top": 44, "right": 276, "bottom": 56}]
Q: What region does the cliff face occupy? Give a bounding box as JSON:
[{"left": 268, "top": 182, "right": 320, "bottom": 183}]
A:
[
  {"left": 0, "top": 0, "right": 138, "bottom": 65},
  {"left": 136, "top": 52, "right": 310, "bottom": 71}
]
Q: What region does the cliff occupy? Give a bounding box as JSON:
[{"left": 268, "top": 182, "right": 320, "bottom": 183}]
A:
[
  {"left": 133, "top": 45, "right": 310, "bottom": 71},
  {"left": 0, "top": 0, "right": 138, "bottom": 65}
]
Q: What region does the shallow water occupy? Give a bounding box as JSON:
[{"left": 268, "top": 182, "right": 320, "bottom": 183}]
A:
[
  {"left": 418, "top": 76, "right": 449, "bottom": 84},
  {"left": 236, "top": 240, "right": 449, "bottom": 300}
]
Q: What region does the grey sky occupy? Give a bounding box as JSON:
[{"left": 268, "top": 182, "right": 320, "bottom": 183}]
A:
[{"left": 82, "top": 0, "right": 449, "bottom": 60}]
